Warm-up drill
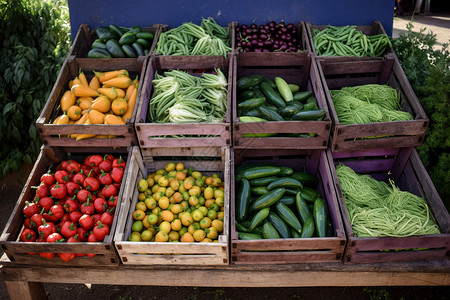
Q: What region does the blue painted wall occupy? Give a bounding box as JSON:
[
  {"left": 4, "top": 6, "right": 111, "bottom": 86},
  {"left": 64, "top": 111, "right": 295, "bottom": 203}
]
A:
[{"left": 68, "top": 0, "right": 395, "bottom": 40}]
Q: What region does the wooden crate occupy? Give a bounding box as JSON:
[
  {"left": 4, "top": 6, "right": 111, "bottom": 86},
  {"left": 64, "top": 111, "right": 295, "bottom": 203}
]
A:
[
  {"left": 0, "top": 146, "right": 132, "bottom": 267},
  {"left": 114, "top": 146, "right": 230, "bottom": 265},
  {"left": 69, "top": 24, "right": 162, "bottom": 58},
  {"left": 36, "top": 56, "right": 146, "bottom": 147},
  {"left": 316, "top": 54, "right": 429, "bottom": 152},
  {"left": 233, "top": 51, "right": 331, "bottom": 149},
  {"left": 134, "top": 55, "right": 232, "bottom": 148},
  {"left": 230, "top": 148, "right": 346, "bottom": 264},
  {"left": 232, "top": 21, "right": 311, "bottom": 53},
  {"left": 327, "top": 147, "right": 450, "bottom": 264},
  {"left": 305, "top": 21, "right": 394, "bottom": 59}
]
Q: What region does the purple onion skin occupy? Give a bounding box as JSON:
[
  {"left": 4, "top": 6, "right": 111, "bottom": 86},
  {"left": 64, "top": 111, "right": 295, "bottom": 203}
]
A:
[
  {"left": 241, "top": 24, "right": 248, "bottom": 30},
  {"left": 259, "top": 33, "right": 268, "bottom": 40},
  {"left": 254, "top": 48, "right": 262, "bottom": 53}
]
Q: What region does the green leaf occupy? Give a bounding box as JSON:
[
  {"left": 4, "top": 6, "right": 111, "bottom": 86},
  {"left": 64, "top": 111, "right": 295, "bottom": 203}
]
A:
[{"left": 3, "top": 102, "right": 16, "bottom": 115}]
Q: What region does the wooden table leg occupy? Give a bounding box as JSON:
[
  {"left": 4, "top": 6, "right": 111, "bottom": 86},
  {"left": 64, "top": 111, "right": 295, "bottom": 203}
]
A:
[{"left": 5, "top": 281, "right": 46, "bottom": 300}]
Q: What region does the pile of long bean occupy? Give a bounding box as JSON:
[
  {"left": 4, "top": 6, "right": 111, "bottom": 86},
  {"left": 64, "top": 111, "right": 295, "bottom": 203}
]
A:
[
  {"left": 312, "top": 25, "right": 391, "bottom": 57},
  {"left": 336, "top": 164, "right": 440, "bottom": 238},
  {"left": 148, "top": 69, "right": 228, "bottom": 123},
  {"left": 330, "top": 84, "right": 413, "bottom": 124},
  {"left": 155, "top": 17, "right": 232, "bottom": 57}
]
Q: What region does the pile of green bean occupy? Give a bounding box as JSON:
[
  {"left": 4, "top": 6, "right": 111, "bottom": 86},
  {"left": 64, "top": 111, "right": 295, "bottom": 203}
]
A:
[
  {"left": 155, "top": 17, "right": 232, "bottom": 57},
  {"left": 336, "top": 164, "right": 440, "bottom": 238},
  {"left": 311, "top": 25, "right": 392, "bottom": 57}
]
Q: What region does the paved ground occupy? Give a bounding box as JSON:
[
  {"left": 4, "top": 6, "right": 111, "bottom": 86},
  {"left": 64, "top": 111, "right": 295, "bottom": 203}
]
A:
[{"left": 392, "top": 12, "right": 450, "bottom": 50}]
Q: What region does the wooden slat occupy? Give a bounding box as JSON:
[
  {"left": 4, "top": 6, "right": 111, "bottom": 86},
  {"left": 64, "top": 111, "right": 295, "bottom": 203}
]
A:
[{"left": 5, "top": 281, "right": 46, "bottom": 300}]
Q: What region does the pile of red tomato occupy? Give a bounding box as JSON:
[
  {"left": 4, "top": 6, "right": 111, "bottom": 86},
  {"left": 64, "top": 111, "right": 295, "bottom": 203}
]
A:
[{"left": 20, "top": 153, "right": 126, "bottom": 262}]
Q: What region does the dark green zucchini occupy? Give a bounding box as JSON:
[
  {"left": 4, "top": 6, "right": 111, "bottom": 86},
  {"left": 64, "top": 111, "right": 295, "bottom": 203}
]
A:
[
  {"left": 87, "top": 48, "right": 112, "bottom": 58},
  {"left": 248, "top": 188, "right": 286, "bottom": 212},
  {"left": 247, "top": 208, "right": 270, "bottom": 232},
  {"left": 300, "top": 215, "right": 315, "bottom": 238},
  {"left": 238, "top": 97, "right": 266, "bottom": 111},
  {"left": 314, "top": 197, "right": 326, "bottom": 237},
  {"left": 293, "top": 91, "right": 313, "bottom": 102},
  {"left": 257, "top": 105, "right": 285, "bottom": 121},
  {"left": 236, "top": 166, "right": 281, "bottom": 181},
  {"left": 291, "top": 109, "right": 325, "bottom": 121},
  {"left": 275, "top": 202, "right": 302, "bottom": 234},
  {"left": 290, "top": 172, "right": 319, "bottom": 187},
  {"left": 236, "top": 179, "right": 251, "bottom": 222},
  {"left": 267, "top": 211, "right": 291, "bottom": 238},
  {"left": 105, "top": 39, "right": 126, "bottom": 58},
  {"left": 249, "top": 176, "right": 278, "bottom": 187},
  {"left": 295, "top": 191, "right": 312, "bottom": 224},
  {"left": 262, "top": 221, "right": 280, "bottom": 239},
  {"left": 261, "top": 81, "right": 286, "bottom": 108},
  {"left": 238, "top": 232, "right": 263, "bottom": 240},
  {"left": 267, "top": 177, "right": 303, "bottom": 190},
  {"left": 237, "top": 75, "right": 264, "bottom": 90}
]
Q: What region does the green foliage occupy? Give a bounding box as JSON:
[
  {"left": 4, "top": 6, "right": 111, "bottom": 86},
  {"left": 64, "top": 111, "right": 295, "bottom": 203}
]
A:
[
  {"left": 363, "top": 287, "right": 390, "bottom": 300},
  {"left": 0, "top": 0, "right": 71, "bottom": 177},
  {"left": 392, "top": 21, "right": 450, "bottom": 208}
]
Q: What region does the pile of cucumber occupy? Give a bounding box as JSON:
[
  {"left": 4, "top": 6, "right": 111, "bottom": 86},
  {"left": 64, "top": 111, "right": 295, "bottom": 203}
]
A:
[
  {"left": 235, "top": 163, "right": 333, "bottom": 240},
  {"left": 88, "top": 25, "right": 154, "bottom": 58},
  {"left": 237, "top": 75, "right": 326, "bottom": 126}
]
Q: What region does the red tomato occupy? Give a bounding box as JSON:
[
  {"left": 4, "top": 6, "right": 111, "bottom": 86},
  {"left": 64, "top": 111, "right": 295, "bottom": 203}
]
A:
[
  {"left": 66, "top": 182, "right": 81, "bottom": 197},
  {"left": 66, "top": 160, "right": 81, "bottom": 173},
  {"left": 97, "top": 171, "right": 113, "bottom": 186},
  {"left": 34, "top": 183, "right": 49, "bottom": 198},
  {"left": 93, "top": 197, "right": 108, "bottom": 214},
  {"left": 30, "top": 212, "right": 45, "bottom": 229},
  {"left": 44, "top": 204, "right": 64, "bottom": 222},
  {"left": 93, "top": 222, "right": 110, "bottom": 241},
  {"left": 107, "top": 196, "right": 118, "bottom": 208},
  {"left": 98, "top": 158, "right": 112, "bottom": 173},
  {"left": 77, "top": 227, "right": 89, "bottom": 242},
  {"left": 76, "top": 189, "right": 92, "bottom": 203},
  {"left": 38, "top": 196, "right": 54, "bottom": 212},
  {"left": 80, "top": 200, "right": 95, "bottom": 215},
  {"left": 83, "top": 176, "right": 100, "bottom": 192},
  {"left": 60, "top": 221, "right": 77, "bottom": 239},
  {"left": 60, "top": 212, "right": 71, "bottom": 224},
  {"left": 38, "top": 220, "right": 56, "bottom": 240},
  {"left": 92, "top": 213, "right": 102, "bottom": 226},
  {"left": 50, "top": 182, "right": 67, "bottom": 199},
  {"left": 101, "top": 184, "right": 118, "bottom": 199},
  {"left": 69, "top": 210, "right": 83, "bottom": 224},
  {"left": 55, "top": 170, "right": 70, "bottom": 184},
  {"left": 23, "top": 217, "right": 32, "bottom": 229},
  {"left": 112, "top": 156, "right": 126, "bottom": 169},
  {"left": 89, "top": 155, "right": 103, "bottom": 167},
  {"left": 72, "top": 172, "right": 86, "bottom": 186},
  {"left": 58, "top": 252, "right": 76, "bottom": 262},
  {"left": 111, "top": 167, "right": 124, "bottom": 183},
  {"left": 20, "top": 228, "right": 36, "bottom": 242},
  {"left": 39, "top": 252, "right": 55, "bottom": 259},
  {"left": 63, "top": 198, "right": 80, "bottom": 213},
  {"left": 78, "top": 214, "right": 95, "bottom": 230},
  {"left": 100, "top": 210, "right": 114, "bottom": 227},
  {"left": 46, "top": 232, "right": 64, "bottom": 243},
  {"left": 40, "top": 173, "right": 55, "bottom": 186},
  {"left": 23, "top": 201, "right": 39, "bottom": 217}
]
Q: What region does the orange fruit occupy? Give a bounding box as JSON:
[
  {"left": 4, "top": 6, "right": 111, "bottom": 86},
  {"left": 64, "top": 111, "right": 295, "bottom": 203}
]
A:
[
  {"left": 168, "top": 231, "right": 179, "bottom": 242},
  {"left": 180, "top": 212, "right": 194, "bottom": 226},
  {"left": 161, "top": 210, "right": 174, "bottom": 222},
  {"left": 155, "top": 231, "right": 169, "bottom": 242},
  {"left": 165, "top": 162, "right": 176, "bottom": 172},
  {"left": 211, "top": 219, "right": 224, "bottom": 233},
  {"left": 132, "top": 210, "right": 146, "bottom": 221},
  {"left": 200, "top": 217, "right": 212, "bottom": 229},
  {"left": 147, "top": 214, "right": 159, "bottom": 225},
  {"left": 158, "top": 221, "right": 171, "bottom": 234},
  {"left": 193, "top": 229, "right": 206, "bottom": 242},
  {"left": 171, "top": 219, "right": 182, "bottom": 231},
  {"left": 206, "top": 226, "right": 218, "bottom": 240},
  {"left": 180, "top": 232, "right": 194, "bottom": 243},
  {"left": 203, "top": 186, "right": 214, "bottom": 200},
  {"left": 175, "top": 162, "right": 184, "bottom": 171},
  {"left": 158, "top": 196, "right": 170, "bottom": 209},
  {"left": 145, "top": 197, "right": 157, "bottom": 210}
]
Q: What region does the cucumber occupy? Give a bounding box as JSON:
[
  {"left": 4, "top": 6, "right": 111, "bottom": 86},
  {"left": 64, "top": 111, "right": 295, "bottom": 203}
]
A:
[
  {"left": 275, "top": 77, "right": 293, "bottom": 102},
  {"left": 262, "top": 221, "right": 280, "bottom": 239},
  {"left": 302, "top": 102, "right": 319, "bottom": 111},
  {"left": 136, "top": 38, "right": 151, "bottom": 49},
  {"left": 300, "top": 215, "right": 315, "bottom": 238},
  {"left": 239, "top": 90, "right": 255, "bottom": 101},
  {"left": 247, "top": 208, "right": 270, "bottom": 232},
  {"left": 235, "top": 221, "right": 249, "bottom": 232},
  {"left": 238, "top": 232, "right": 263, "bottom": 240},
  {"left": 109, "top": 24, "right": 126, "bottom": 37},
  {"left": 278, "top": 105, "right": 303, "bottom": 119},
  {"left": 314, "top": 197, "right": 326, "bottom": 237},
  {"left": 249, "top": 176, "right": 278, "bottom": 187},
  {"left": 267, "top": 211, "right": 291, "bottom": 238},
  {"left": 278, "top": 166, "right": 294, "bottom": 177},
  {"left": 236, "top": 166, "right": 281, "bottom": 181},
  {"left": 257, "top": 106, "right": 285, "bottom": 121},
  {"left": 291, "top": 109, "right": 325, "bottom": 121},
  {"left": 262, "top": 77, "right": 277, "bottom": 89},
  {"left": 136, "top": 31, "right": 154, "bottom": 40},
  {"left": 236, "top": 179, "right": 251, "bottom": 222},
  {"left": 132, "top": 42, "right": 145, "bottom": 56},
  {"left": 290, "top": 172, "right": 319, "bottom": 187},
  {"left": 251, "top": 86, "right": 265, "bottom": 98},
  {"left": 267, "top": 177, "right": 303, "bottom": 190},
  {"left": 251, "top": 226, "right": 264, "bottom": 236},
  {"left": 92, "top": 39, "right": 107, "bottom": 49},
  {"left": 106, "top": 39, "right": 126, "bottom": 58},
  {"left": 284, "top": 188, "right": 301, "bottom": 196},
  {"left": 122, "top": 44, "right": 137, "bottom": 58},
  {"left": 237, "top": 75, "right": 264, "bottom": 90},
  {"left": 275, "top": 202, "right": 302, "bottom": 234},
  {"left": 299, "top": 187, "right": 321, "bottom": 203},
  {"left": 119, "top": 32, "right": 137, "bottom": 45},
  {"left": 290, "top": 228, "right": 302, "bottom": 238},
  {"left": 306, "top": 95, "right": 317, "bottom": 104},
  {"left": 238, "top": 97, "right": 266, "bottom": 111},
  {"left": 251, "top": 186, "right": 269, "bottom": 196},
  {"left": 288, "top": 83, "right": 300, "bottom": 93},
  {"left": 248, "top": 188, "right": 286, "bottom": 212},
  {"left": 87, "top": 48, "right": 112, "bottom": 58},
  {"left": 240, "top": 109, "right": 261, "bottom": 118},
  {"left": 236, "top": 162, "right": 278, "bottom": 173},
  {"left": 95, "top": 27, "right": 118, "bottom": 42},
  {"left": 295, "top": 191, "right": 312, "bottom": 224},
  {"left": 129, "top": 25, "right": 143, "bottom": 33},
  {"left": 261, "top": 81, "right": 286, "bottom": 108},
  {"left": 279, "top": 196, "right": 295, "bottom": 207},
  {"left": 293, "top": 91, "right": 312, "bottom": 102}
]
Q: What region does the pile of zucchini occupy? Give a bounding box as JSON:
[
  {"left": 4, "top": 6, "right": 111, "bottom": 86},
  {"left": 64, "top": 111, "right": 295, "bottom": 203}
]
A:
[
  {"left": 235, "top": 163, "right": 333, "bottom": 240},
  {"left": 237, "top": 75, "right": 326, "bottom": 130},
  {"left": 88, "top": 25, "right": 154, "bottom": 58}
]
